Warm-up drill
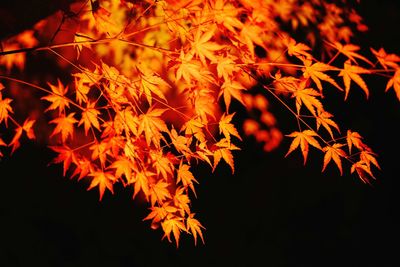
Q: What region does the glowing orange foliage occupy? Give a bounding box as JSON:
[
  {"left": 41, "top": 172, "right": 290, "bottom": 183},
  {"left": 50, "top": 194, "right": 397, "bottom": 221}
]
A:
[{"left": 0, "top": 0, "right": 398, "bottom": 246}]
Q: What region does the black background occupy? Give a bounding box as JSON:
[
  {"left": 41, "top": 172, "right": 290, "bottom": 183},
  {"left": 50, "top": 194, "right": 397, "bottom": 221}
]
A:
[{"left": 1, "top": 1, "right": 399, "bottom": 266}]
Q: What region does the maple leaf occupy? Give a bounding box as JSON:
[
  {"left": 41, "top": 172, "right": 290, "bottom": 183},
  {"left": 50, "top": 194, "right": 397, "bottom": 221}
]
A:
[
  {"left": 0, "top": 93, "right": 13, "bottom": 126},
  {"left": 219, "top": 113, "right": 242, "bottom": 144},
  {"left": 88, "top": 171, "right": 116, "bottom": 200},
  {"left": 161, "top": 216, "right": 186, "bottom": 247},
  {"left": 0, "top": 137, "right": 5, "bottom": 158},
  {"left": 322, "top": 143, "right": 347, "bottom": 175},
  {"left": 302, "top": 58, "right": 342, "bottom": 93},
  {"left": 351, "top": 161, "right": 375, "bottom": 184},
  {"left": 284, "top": 37, "right": 311, "bottom": 59},
  {"left": 339, "top": 60, "right": 371, "bottom": 100},
  {"left": 150, "top": 180, "right": 171, "bottom": 207},
  {"left": 186, "top": 213, "right": 205, "bottom": 245},
  {"left": 144, "top": 202, "right": 178, "bottom": 225},
  {"left": 285, "top": 130, "right": 322, "bottom": 165},
  {"left": 139, "top": 69, "right": 170, "bottom": 105},
  {"left": 42, "top": 79, "right": 70, "bottom": 115},
  {"left": 331, "top": 42, "right": 373, "bottom": 65},
  {"left": 316, "top": 111, "right": 340, "bottom": 139},
  {"left": 79, "top": 102, "right": 101, "bottom": 135},
  {"left": 176, "top": 50, "right": 203, "bottom": 84},
  {"left": 370, "top": 47, "right": 400, "bottom": 70},
  {"left": 173, "top": 187, "right": 191, "bottom": 216},
  {"left": 216, "top": 55, "right": 239, "bottom": 82},
  {"left": 292, "top": 87, "right": 323, "bottom": 116},
  {"left": 386, "top": 69, "right": 400, "bottom": 101},
  {"left": 346, "top": 130, "right": 369, "bottom": 154},
  {"left": 71, "top": 157, "right": 94, "bottom": 181},
  {"left": 213, "top": 138, "right": 240, "bottom": 173},
  {"left": 191, "top": 27, "right": 224, "bottom": 65},
  {"left": 181, "top": 118, "right": 206, "bottom": 143},
  {"left": 150, "top": 151, "right": 174, "bottom": 180},
  {"left": 360, "top": 151, "right": 380, "bottom": 171},
  {"left": 8, "top": 119, "right": 36, "bottom": 154},
  {"left": 177, "top": 162, "right": 198, "bottom": 196},
  {"left": 50, "top": 113, "right": 78, "bottom": 143},
  {"left": 132, "top": 171, "right": 153, "bottom": 199},
  {"left": 138, "top": 108, "right": 168, "bottom": 148},
  {"left": 219, "top": 81, "right": 246, "bottom": 111},
  {"left": 49, "top": 145, "right": 77, "bottom": 177},
  {"left": 90, "top": 141, "right": 109, "bottom": 168},
  {"left": 109, "top": 157, "right": 135, "bottom": 182}
]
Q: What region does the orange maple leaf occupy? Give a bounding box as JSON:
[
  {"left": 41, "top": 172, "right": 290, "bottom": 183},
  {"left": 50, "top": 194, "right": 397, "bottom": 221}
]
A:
[
  {"left": 88, "top": 171, "right": 116, "bottom": 200},
  {"left": 292, "top": 87, "right": 323, "bottom": 116},
  {"left": 386, "top": 69, "right": 400, "bottom": 101},
  {"left": 316, "top": 111, "right": 340, "bottom": 139},
  {"left": 219, "top": 81, "right": 246, "bottom": 111},
  {"left": 42, "top": 79, "right": 70, "bottom": 115},
  {"left": 191, "top": 27, "right": 224, "bottom": 65},
  {"left": 138, "top": 108, "right": 168, "bottom": 147},
  {"left": 331, "top": 42, "right": 373, "bottom": 65},
  {"left": 322, "top": 143, "right": 347, "bottom": 175},
  {"left": 370, "top": 47, "right": 400, "bottom": 70},
  {"left": 177, "top": 162, "right": 198, "bottom": 196},
  {"left": 0, "top": 93, "right": 13, "bottom": 126},
  {"left": 219, "top": 113, "right": 242, "bottom": 144},
  {"left": 186, "top": 213, "right": 205, "bottom": 245},
  {"left": 161, "top": 216, "right": 186, "bottom": 247},
  {"left": 339, "top": 60, "right": 371, "bottom": 100},
  {"left": 302, "top": 58, "right": 342, "bottom": 93},
  {"left": 50, "top": 113, "right": 78, "bottom": 143},
  {"left": 285, "top": 130, "right": 322, "bottom": 164},
  {"left": 150, "top": 180, "right": 171, "bottom": 207},
  {"left": 79, "top": 102, "right": 101, "bottom": 135},
  {"left": 49, "top": 145, "right": 77, "bottom": 177}
]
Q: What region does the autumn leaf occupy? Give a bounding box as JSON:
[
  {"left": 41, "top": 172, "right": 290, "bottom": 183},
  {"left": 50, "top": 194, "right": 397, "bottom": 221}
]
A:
[
  {"left": 174, "top": 187, "right": 191, "bottom": 216},
  {"left": 347, "top": 130, "right": 369, "bottom": 154},
  {"left": 138, "top": 108, "right": 168, "bottom": 147},
  {"left": 132, "top": 171, "right": 153, "bottom": 199},
  {"left": 331, "top": 42, "right": 373, "bottom": 65},
  {"left": 0, "top": 93, "right": 13, "bottom": 126},
  {"left": 371, "top": 47, "right": 400, "bottom": 70},
  {"left": 49, "top": 145, "right": 77, "bottom": 177},
  {"left": 351, "top": 161, "right": 375, "bottom": 184},
  {"left": 144, "top": 202, "right": 178, "bottom": 225},
  {"left": 219, "top": 81, "right": 246, "bottom": 111},
  {"left": 109, "top": 157, "right": 135, "bottom": 182},
  {"left": 316, "top": 111, "right": 340, "bottom": 138},
  {"left": 322, "top": 143, "right": 347, "bottom": 175},
  {"left": 284, "top": 37, "right": 311, "bottom": 59},
  {"left": 186, "top": 213, "right": 205, "bottom": 245},
  {"left": 292, "top": 87, "right": 323, "bottom": 116},
  {"left": 302, "top": 58, "right": 342, "bottom": 93},
  {"left": 79, "top": 102, "right": 101, "bottom": 135},
  {"left": 219, "top": 113, "right": 242, "bottom": 144},
  {"left": 150, "top": 180, "right": 171, "bottom": 207},
  {"left": 87, "top": 171, "right": 115, "bottom": 200},
  {"left": 213, "top": 138, "right": 240, "bottom": 173},
  {"left": 339, "top": 60, "right": 371, "bottom": 100},
  {"left": 360, "top": 151, "right": 380, "bottom": 171},
  {"left": 42, "top": 79, "right": 70, "bottom": 115},
  {"left": 285, "top": 130, "right": 322, "bottom": 164},
  {"left": 50, "top": 113, "right": 78, "bottom": 143},
  {"left": 139, "top": 68, "right": 170, "bottom": 105},
  {"left": 177, "top": 162, "right": 198, "bottom": 196},
  {"left": 386, "top": 69, "right": 400, "bottom": 101},
  {"left": 8, "top": 119, "right": 36, "bottom": 154},
  {"left": 191, "top": 27, "right": 224, "bottom": 65},
  {"left": 161, "top": 216, "right": 186, "bottom": 247}
]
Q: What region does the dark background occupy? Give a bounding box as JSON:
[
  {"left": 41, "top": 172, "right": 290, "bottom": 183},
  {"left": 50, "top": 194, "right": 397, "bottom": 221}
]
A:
[{"left": 1, "top": 1, "right": 399, "bottom": 266}]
